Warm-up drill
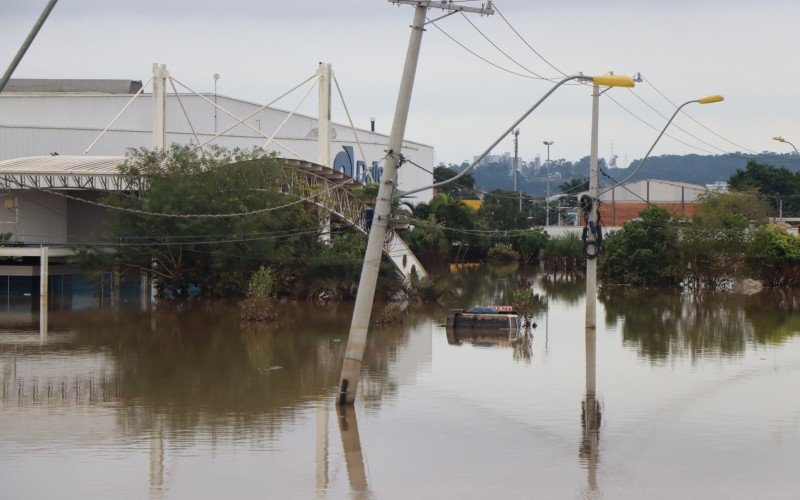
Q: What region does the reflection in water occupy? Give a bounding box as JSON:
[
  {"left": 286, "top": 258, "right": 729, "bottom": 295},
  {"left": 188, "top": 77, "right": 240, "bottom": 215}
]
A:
[
  {"left": 446, "top": 326, "right": 534, "bottom": 362},
  {"left": 602, "top": 288, "right": 800, "bottom": 361},
  {"left": 316, "top": 404, "right": 329, "bottom": 491},
  {"left": 4, "top": 267, "right": 800, "bottom": 498},
  {"left": 149, "top": 418, "right": 165, "bottom": 500},
  {"left": 336, "top": 405, "right": 370, "bottom": 497},
  {"left": 580, "top": 326, "right": 601, "bottom": 495}
]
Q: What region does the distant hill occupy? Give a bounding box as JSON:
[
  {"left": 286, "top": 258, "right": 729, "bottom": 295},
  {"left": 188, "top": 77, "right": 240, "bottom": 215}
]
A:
[{"left": 466, "top": 153, "right": 800, "bottom": 196}]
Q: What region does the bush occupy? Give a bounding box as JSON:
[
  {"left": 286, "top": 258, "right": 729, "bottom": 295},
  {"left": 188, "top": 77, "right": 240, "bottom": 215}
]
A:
[
  {"left": 600, "top": 207, "right": 682, "bottom": 286},
  {"left": 746, "top": 225, "right": 800, "bottom": 286},
  {"left": 487, "top": 243, "right": 520, "bottom": 262},
  {"left": 376, "top": 303, "right": 405, "bottom": 325},
  {"left": 240, "top": 266, "right": 277, "bottom": 322},
  {"left": 543, "top": 233, "right": 583, "bottom": 273}
]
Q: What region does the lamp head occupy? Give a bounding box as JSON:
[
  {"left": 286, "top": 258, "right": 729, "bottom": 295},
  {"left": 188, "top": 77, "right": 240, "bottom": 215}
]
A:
[
  {"left": 591, "top": 75, "right": 635, "bottom": 88},
  {"left": 697, "top": 94, "right": 723, "bottom": 104},
  {"left": 773, "top": 136, "right": 786, "bottom": 142}
]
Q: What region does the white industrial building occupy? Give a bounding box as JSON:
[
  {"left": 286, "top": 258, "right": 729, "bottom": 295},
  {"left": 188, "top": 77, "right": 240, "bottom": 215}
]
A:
[
  {"left": 0, "top": 65, "right": 434, "bottom": 202},
  {"left": 0, "top": 63, "right": 434, "bottom": 314}
]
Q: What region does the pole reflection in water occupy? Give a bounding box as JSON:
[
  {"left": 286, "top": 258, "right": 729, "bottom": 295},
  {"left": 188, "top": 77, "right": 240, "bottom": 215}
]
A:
[
  {"left": 316, "top": 403, "right": 329, "bottom": 491},
  {"left": 149, "top": 417, "right": 165, "bottom": 500},
  {"left": 580, "top": 326, "right": 601, "bottom": 493},
  {"left": 336, "top": 405, "right": 370, "bottom": 497}
]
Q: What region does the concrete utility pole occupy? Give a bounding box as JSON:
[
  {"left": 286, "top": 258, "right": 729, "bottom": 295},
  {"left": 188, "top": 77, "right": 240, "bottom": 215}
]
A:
[
  {"left": 39, "top": 246, "right": 48, "bottom": 342},
  {"left": 0, "top": 0, "right": 59, "bottom": 93},
  {"left": 513, "top": 129, "right": 520, "bottom": 211},
  {"left": 543, "top": 140, "right": 553, "bottom": 226},
  {"left": 337, "top": 0, "right": 494, "bottom": 405},
  {"left": 151, "top": 63, "right": 169, "bottom": 310},
  {"left": 152, "top": 63, "right": 169, "bottom": 150},
  {"left": 585, "top": 85, "right": 600, "bottom": 331},
  {"left": 317, "top": 62, "right": 333, "bottom": 167}
]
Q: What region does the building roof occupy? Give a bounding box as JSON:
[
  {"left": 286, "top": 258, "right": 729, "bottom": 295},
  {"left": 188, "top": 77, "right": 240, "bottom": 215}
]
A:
[
  {"left": 3, "top": 79, "right": 143, "bottom": 94},
  {"left": 0, "top": 155, "right": 125, "bottom": 176}
]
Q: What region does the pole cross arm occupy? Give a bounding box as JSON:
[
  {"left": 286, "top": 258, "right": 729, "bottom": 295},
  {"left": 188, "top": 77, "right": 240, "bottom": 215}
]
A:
[{"left": 389, "top": 0, "right": 495, "bottom": 15}]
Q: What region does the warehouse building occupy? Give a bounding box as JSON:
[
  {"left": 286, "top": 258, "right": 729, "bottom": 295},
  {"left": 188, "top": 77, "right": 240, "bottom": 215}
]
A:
[{"left": 0, "top": 64, "right": 435, "bottom": 313}]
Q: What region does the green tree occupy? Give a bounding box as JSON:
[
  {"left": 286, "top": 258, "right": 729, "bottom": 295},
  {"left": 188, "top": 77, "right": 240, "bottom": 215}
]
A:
[
  {"left": 434, "top": 166, "right": 476, "bottom": 199},
  {"left": 679, "top": 190, "right": 769, "bottom": 290},
  {"left": 512, "top": 228, "right": 549, "bottom": 265},
  {"left": 745, "top": 224, "right": 800, "bottom": 286},
  {"left": 478, "top": 189, "right": 535, "bottom": 230},
  {"left": 728, "top": 161, "right": 800, "bottom": 216},
  {"left": 600, "top": 206, "right": 682, "bottom": 286},
  {"left": 76, "top": 145, "right": 328, "bottom": 299}
]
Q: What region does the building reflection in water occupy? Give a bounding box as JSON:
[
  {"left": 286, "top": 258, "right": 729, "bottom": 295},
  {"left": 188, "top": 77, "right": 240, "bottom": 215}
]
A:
[
  {"left": 580, "top": 326, "right": 601, "bottom": 494},
  {"left": 336, "top": 405, "right": 371, "bottom": 498}
]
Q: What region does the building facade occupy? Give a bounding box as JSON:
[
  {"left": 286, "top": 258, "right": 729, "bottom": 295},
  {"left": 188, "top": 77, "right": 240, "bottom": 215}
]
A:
[{"left": 0, "top": 78, "right": 434, "bottom": 204}]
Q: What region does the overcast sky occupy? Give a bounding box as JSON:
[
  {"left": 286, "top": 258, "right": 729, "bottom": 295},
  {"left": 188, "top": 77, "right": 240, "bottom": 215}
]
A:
[{"left": 3, "top": 0, "right": 799, "bottom": 166}]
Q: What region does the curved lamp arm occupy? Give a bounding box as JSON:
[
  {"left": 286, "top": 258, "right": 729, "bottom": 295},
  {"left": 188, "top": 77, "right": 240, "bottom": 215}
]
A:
[
  {"left": 396, "top": 74, "right": 601, "bottom": 199},
  {"left": 601, "top": 94, "right": 723, "bottom": 195}
]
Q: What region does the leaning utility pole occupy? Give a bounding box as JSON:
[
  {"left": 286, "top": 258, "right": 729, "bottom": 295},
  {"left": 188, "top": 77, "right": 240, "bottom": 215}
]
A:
[
  {"left": 338, "top": 0, "right": 494, "bottom": 405},
  {"left": 513, "top": 128, "right": 520, "bottom": 211},
  {"left": 0, "top": 0, "right": 59, "bottom": 93}
]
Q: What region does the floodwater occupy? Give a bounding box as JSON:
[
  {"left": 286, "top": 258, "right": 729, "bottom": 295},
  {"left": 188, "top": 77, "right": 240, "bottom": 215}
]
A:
[{"left": 2, "top": 266, "right": 800, "bottom": 499}]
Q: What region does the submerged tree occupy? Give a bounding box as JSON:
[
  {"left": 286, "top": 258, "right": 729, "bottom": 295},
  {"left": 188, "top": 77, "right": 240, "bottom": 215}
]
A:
[
  {"left": 600, "top": 206, "right": 682, "bottom": 286},
  {"left": 75, "top": 145, "right": 330, "bottom": 299}
]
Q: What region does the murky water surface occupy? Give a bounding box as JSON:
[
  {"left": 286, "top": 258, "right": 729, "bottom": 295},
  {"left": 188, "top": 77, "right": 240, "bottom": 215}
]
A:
[{"left": 2, "top": 266, "right": 800, "bottom": 499}]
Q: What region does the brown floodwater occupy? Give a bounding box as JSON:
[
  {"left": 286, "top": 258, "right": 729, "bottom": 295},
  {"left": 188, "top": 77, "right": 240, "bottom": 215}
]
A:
[{"left": 2, "top": 266, "right": 800, "bottom": 499}]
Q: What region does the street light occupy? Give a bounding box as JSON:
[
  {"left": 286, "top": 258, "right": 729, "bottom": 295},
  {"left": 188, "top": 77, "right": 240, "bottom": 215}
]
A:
[
  {"left": 773, "top": 135, "right": 799, "bottom": 155},
  {"left": 543, "top": 140, "right": 554, "bottom": 226},
  {"left": 397, "top": 73, "right": 635, "bottom": 199},
  {"left": 601, "top": 94, "right": 725, "bottom": 195}
]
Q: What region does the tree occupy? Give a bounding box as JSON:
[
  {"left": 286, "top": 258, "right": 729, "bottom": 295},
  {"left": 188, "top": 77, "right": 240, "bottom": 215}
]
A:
[
  {"left": 678, "top": 190, "right": 770, "bottom": 290},
  {"left": 513, "top": 228, "right": 549, "bottom": 265},
  {"left": 728, "top": 160, "right": 800, "bottom": 216},
  {"left": 75, "top": 145, "right": 327, "bottom": 299},
  {"left": 746, "top": 224, "right": 800, "bottom": 286},
  {"left": 600, "top": 206, "right": 682, "bottom": 286},
  {"left": 478, "top": 189, "right": 535, "bottom": 231},
  {"left": 433, "top": 166, "right": 476, "bottom": 199}
]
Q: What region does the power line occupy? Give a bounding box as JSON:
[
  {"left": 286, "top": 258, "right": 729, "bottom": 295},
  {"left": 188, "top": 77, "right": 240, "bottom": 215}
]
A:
[
  {"left": 426, "top": 18, "right": 548, "bottom": 80},
  {"left": 491, "top": 2, "right": 568, "bottom": 77},
  {"left": 5, "top": 173, "right": 358, "bottom": 219},
  {"left": 457, "top": 11, "right": 556, "bottom": 81},
  {"left": 625, "top": 88, "right": 728, "bottom": 154},
  {"left": 643, "top": 77, "right": 758, "bottom": 155}
]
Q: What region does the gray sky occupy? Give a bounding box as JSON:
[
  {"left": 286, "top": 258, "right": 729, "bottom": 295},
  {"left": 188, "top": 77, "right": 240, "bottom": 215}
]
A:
[{"left": 3, "top": 0, "right": 799, "bottom": 166}]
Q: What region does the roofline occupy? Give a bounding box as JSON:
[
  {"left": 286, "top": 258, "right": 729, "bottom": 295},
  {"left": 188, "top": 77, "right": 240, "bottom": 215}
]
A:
[{"left": 0, "top": 91, "right": 435, "bottom": 150}]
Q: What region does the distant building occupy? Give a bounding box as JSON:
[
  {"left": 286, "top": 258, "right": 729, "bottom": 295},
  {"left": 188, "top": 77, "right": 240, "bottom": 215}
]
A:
[{"left": 581, "top": 179, "right": 708, "bottom": 226}]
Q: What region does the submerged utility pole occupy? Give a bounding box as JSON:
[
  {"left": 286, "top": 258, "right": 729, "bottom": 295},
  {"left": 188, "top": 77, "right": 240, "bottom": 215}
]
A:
[
  {"left": 338, "top": 0, "right": 494, "bottom": 405},
  {"left": 585, "top": 85, "right": 601, "bottom": 331}
]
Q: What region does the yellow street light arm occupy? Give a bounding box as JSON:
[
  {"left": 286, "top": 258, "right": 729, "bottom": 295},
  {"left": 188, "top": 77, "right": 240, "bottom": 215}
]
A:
[
  {"left": 774, "top": 135, "right": 799, "bottom": 155},
  {"left": 601, "top": 94, "right": 724, "bottom": 195},
  {"left": 398, "top": 73, "right": 635, "bottom": 198}
]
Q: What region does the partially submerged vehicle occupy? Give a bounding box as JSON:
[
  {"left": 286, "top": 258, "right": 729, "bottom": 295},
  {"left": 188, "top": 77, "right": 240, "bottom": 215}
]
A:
[{"left": 445, "top": 306, "right": 522, "bottom": 344}]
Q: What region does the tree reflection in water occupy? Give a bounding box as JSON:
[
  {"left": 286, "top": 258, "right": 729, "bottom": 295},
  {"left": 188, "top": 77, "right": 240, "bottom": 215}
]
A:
[
  {"left": 65, "top": 301, "right": 432, "bottom": 441},
  {"left": 601, "top": 288, "right": 800, "bottom": 361}
]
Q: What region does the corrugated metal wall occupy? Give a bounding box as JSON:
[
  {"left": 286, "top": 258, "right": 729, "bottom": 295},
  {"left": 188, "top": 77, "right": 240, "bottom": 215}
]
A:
[{"left": 0, "top": 93, "right": 434, "bottom": 201}]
